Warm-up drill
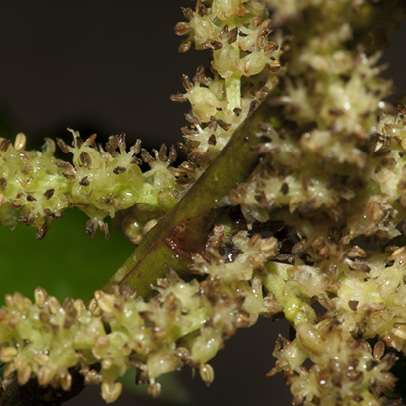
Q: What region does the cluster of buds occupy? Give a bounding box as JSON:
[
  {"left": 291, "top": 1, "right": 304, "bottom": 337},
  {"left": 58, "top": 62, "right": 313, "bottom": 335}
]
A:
[
  {"left": 0, "top": 230, "right": 282, "bottom": 403},
  {"left": 172, "top": 0, "right": 285, "bottom": 166},
  {"left": 1, "top": 0, "right": 406, "bottom": 405},
  {"left": 0, "top": 131, "right": 181, "bottom": 240},
  {"left": 222, "top": 1, "right": 406, "bottom": 404},
  {"left": 233, "top": 105, "right": 406, "bottom": 248},
  {"left": 232, "top": 0, "right": 403, "bottom": 248},
  {"left": 269, "top": 325, "right": 397, "bottom": 405},
  {"left": 262, "top": 244, "right": 406, "bottom": 404}
]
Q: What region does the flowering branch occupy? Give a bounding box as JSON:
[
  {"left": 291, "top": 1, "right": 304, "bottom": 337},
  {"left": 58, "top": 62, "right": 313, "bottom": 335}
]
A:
[
  {"left": 0, "top": 131, "right": 180, "bottom": 240},
  {"left": 1, "top": 1, "right": 406, "bottom": 405},
  {"left": 103, "top": 96, "right": 274, "bottom": 297}
]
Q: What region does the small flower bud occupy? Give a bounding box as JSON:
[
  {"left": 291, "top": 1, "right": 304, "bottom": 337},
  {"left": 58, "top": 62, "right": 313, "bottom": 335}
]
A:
[
  {"left": 95, "top": 291, "right": 115, "bottom": 313},
  {"left": 84, "top": 369, "right": 101, "bottom": 385},
  {"left": 47, "top": 296, "right": 61, "bottom": 314},
  {"left": 15, "top": 357, "right": 31, "bottom": 385},
  {"left": 73, "top": 299, "right": 84, "bottom": 318},
  {"left": 101, "top": 381, "right": 123, "bottom": 404},
  {"left": 3, "top": 362, "right": 16, "bottom": 379},
  {"left": 14, "top": 133, "right": 26, "bottom": 151},
  {"left": 148, "top": 381, "right": 162, "bottom": 398},
  {"left": 34, "top": 287, "right": 48, "bottom": 307},
  {"left": 33, "top": 352, "right": 49, "bottom": 366},
  {"left": 57, "top": 367, "right": 72, "bottom": 391},
  {"left": 199, "top": 363, "right": 214, "bottom": 387},
  {"left": 0, "top": 345, "right": 17, "bottom": 362},
  {"left": 101, "top": 358, "right": 113, "bottom": 370}
]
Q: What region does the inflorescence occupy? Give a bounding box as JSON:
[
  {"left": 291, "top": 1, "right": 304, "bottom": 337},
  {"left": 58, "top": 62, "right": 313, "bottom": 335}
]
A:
[
  {"left": 1, "top": 0, "right": 406, "bottom": 405},
  {"left": 0, "top": 130, "right": 181, "bottom": 242}
]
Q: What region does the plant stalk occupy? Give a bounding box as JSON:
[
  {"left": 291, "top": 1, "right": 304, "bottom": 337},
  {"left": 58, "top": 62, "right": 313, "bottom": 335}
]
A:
[{"left": 102, "top": 97, "right": 273, "bottom": 298}]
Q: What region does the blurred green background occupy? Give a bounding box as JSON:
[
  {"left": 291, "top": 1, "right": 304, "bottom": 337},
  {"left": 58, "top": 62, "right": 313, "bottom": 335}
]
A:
[{"left": 0, "top": 208, "right": 132, "bottom": 303}]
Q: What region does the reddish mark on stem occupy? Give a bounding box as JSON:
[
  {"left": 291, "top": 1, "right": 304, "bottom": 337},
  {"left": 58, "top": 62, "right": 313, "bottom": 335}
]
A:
[{"left": 163, "top": 221, "right": 207, "bottom": 258}]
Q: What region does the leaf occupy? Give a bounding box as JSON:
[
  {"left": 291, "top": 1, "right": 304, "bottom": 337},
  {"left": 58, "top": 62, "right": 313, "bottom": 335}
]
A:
[{"left": 0, "top": 208, "right": 133, "bottom": 304}]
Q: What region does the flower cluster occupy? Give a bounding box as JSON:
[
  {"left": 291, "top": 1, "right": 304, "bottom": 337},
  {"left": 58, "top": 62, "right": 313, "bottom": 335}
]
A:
[
  {"left": 1, "top": 0, "right": 406, "bottom": 405},
  {"left": 232, "top": 0, "right": 406, "bottom": 251},
  {"left": 263, "top": 246, "right": 406, "bottom": 405},
  {"left": 0, "top": 131, "right": 180, "bottom": 240},
  {"left": 223, "top": 0, "right": 406, "bottom": 404},
  {"left": 0, "top": 230, "right": 281, "bottom": 403},
  {"left": 172, "top": 0, "right": 284, "bottom": 167}
]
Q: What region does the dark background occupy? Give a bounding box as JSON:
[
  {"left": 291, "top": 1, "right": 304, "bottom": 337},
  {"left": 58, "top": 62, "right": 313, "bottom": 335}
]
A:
[
  {"left": 0, "top": 0, "right": 204, "bottom": 149},
  {"left": 0, "top": 1, "right": 405, "bottom": 405}
]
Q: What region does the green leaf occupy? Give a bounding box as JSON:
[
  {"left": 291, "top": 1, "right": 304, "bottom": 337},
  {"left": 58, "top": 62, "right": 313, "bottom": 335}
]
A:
[{"left": 0, "top": 208, "right": 133, "bottom": 304}]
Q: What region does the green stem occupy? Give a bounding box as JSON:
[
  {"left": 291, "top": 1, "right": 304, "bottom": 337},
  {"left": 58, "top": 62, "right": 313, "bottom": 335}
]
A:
[
  {"left": 102, "top": 96, "right": 273, "bottom": 298},
  {"left": 264, "top": 262, "right": 316, "bottom": 326},
  {"left": 225, "top": 75, "right": 241, "bottom": 112}
]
